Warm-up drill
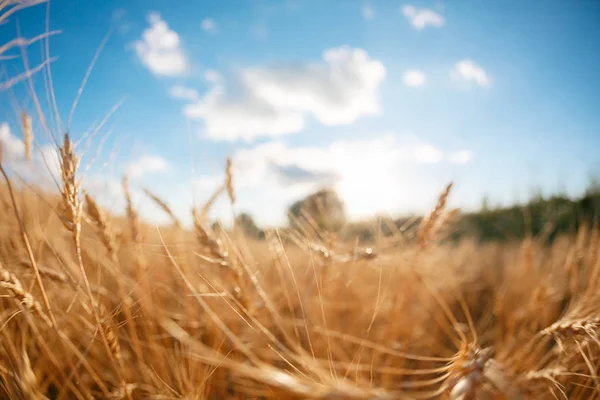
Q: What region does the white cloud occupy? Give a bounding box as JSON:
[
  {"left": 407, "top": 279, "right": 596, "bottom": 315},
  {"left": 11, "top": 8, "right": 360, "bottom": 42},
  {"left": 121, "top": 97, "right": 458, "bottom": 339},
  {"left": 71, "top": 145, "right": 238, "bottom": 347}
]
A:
[
  {"left": 182, "top": 46, "right": 386, "bottom": 141},
  {"left": 362, "top": 4, "right": 375, "bottom": 20},
  {"left": 193, "top": 135, "right": 472, "bottom": 224},
  {"left": 170, "top": 85, "right": 199, "bottom": 101},
  {"left": 85, "top": 175, "right": 124, "bottom": 207},
  {"left": 39, "top": 146, "right": 61, "bottom": 180},
  {"left": 402, "top": 5, "right": 444, "bottom": 30},
  {"left": 0, "top": 122, "right": 25, "bottom": 162},
  {"left": 134, "top": 12, "right": 187, "bottom": 76},
  {"left": 201, "top": 18, "right": 219, "bottom": 34},
  {"left": 127, "top": 155, "right": 168, "bottom": 179},
  {"left": 448, "top": 149, "right": 473, "bottom": 164},
  {"left": 452, "top": 60, "right": 491, "bottom": 87},
  {"left": 403, "top": 69, "right": 426, "bottom": 87},
  {"left": 0, "top": 122, "right": 62, "bottom": 184}
]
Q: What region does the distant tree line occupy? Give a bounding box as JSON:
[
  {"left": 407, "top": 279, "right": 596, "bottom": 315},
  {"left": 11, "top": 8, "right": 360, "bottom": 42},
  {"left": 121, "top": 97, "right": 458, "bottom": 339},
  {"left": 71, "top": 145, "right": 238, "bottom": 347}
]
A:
[
  {"left": 229, "top": 183, "right": 600, "bottom": 244},
  {"left": 453, "top": 190, "right": 600, "bottom": 243}
]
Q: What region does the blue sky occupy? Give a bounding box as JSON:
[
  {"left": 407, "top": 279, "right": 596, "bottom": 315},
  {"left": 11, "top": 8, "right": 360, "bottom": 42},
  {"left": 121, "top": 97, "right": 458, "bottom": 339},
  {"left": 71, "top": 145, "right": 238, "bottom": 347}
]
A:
[{"left": 1, "top": 0, "right": 600, "bottom": 226}]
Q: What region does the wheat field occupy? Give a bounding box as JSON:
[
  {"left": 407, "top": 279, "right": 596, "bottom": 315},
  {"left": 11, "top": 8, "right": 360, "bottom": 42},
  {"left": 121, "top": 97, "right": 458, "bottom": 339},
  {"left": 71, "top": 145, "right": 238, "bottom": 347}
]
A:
[
  {"left": 1, "top": 137, "right": 600, "bottom": 399},
  {"left": 2, "top": 2, "right": 600, "bottom": 399}
]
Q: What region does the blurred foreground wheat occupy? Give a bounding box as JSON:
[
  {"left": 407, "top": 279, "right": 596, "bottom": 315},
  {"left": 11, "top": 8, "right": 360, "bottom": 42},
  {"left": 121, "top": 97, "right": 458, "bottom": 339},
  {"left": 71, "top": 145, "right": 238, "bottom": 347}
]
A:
[
  {"left": 1, "top": 134, "right": 600, "bottom": 399},
  {"left": 1, "top": 3, "right": 600, "bottom": 398}
]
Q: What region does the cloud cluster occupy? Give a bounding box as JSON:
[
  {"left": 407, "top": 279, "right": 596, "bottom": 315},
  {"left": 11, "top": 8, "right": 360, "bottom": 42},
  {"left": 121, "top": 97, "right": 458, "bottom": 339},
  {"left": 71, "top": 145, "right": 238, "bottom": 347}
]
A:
[
  {"left": 403, "top": 69, "right": 426, "bottom": 87},
  {"left": 230, "top": 135, "right": 471, "bottom": 187},
  {"left": 193, "top": 135, "right": 472, "bottom": 221},
  {"left": 452, "top": 60, "right": 491, "bottom": 87},
  {"left": 0, "top": 122, "right": 62, "bottom": 184},
  {"left": 126, "top": 155, "right": 169, "bottom": 179},
  {"left": 170, "top": 85, "right": 199, "bottom": 101},
  {"left": 134, "top": 12, "right": 187, "bottom": 76},
  {"left": 0, "top": 122, "right": 25, "bottom": 162},
  {"left": 122, "top": 5, "right": 489, "bottom": 224},
  {"left": 402, "top": 5, "right": 445, "bottom": 30},
  {"left": 182, "top": 46, "right": 386, "bottom": 141}
]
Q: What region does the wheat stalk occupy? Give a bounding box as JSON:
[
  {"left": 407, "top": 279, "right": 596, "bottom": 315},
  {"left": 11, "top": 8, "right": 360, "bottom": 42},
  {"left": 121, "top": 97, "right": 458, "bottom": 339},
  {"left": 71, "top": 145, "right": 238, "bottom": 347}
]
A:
[
  {"left": 99, "top": 304, "right": 125, "bottom": 369},
  {"left": 85, "top": 192, "right": 118, "bottom": 258},
  {"left": 59, "top": 133, "right": 133, "bottom": 400},
  {"left": 122, "top": 176, "right": 141, "bottom": 244},
  {"left": 0, "top": 151, "right": 57, "bottom": 328},
  {"left": 142, "top": 187, "right": 182, "bottom": 229},
  {"left": 542, "top": 317, "right": 600, "bottom": 340},
  {"left": 59, "top": 133, "right": 82, "bottom": 234},
  {"left": 418, "top": 182, "right": 453, "bottom": 248},
  {"left": 16, "top": 259, "right": 114, "bottom": 301},
  {"left": 225, "top": 157, "right": 235, "bottom": 206},
  {"left": 21, "top": 111, "right": 33, "bottom": 162},
  {"left": 0, "top": 262, "right": 52, "bottom": 326},
  {"left": 192, "top": 207, "right": 226, "bottom": 262}
]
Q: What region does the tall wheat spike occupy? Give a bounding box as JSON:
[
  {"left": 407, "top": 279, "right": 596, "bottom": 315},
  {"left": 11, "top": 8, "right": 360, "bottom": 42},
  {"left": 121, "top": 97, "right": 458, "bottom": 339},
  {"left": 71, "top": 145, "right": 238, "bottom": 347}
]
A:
[
  {"left": 142, "top": 187, "right": 182, "bottom": 229},
  {"left": 85, "top": 192, "right": 118, "bottom": 258},
  {"left": 22, "top": 111, "right": 32, "bottom": 162},
  {"left": 0, "top": 262, "right": 52, "bottom": 327},
  {"left": 418, "top": 182, "right": 453, "bottom": 248},
  {"left": 225, "top": 157, "right": 235, "bottom": 206},
  {"left": 122, "top": 176, "right": 140, "bottom": 243},
  {"left": 59, "top": 133, "right": 133, "bottom": 400}
]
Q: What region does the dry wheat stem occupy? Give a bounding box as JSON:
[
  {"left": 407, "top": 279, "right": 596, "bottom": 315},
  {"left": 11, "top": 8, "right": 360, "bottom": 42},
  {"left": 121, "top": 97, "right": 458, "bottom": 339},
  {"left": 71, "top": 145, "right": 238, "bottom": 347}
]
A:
[
  {"left": 418, "top": 182, "right": 453, "bottom": 248},
  {"left": 59, "top": 133, "right": 133, "bottom": 400},
  {"left": 122, "top": 176, "right": 140, "bottom": 243},
  {"left": 0, "top": 162, "right": 57, "bottom": 328},
  {"left": 0, "top": 0, "right": 47, "bottom": 27},
  {"left": 85, "top": 192, "right": 118, "bottom": 258},
  {"left": 0, "top": 264, "right": 52, "bottom": 326},
  {"left": 143, "top": 187, "right": 182, "bottom": 229},
  {"left": 22, "top": 111, "right": 33, "bottom": 162},
  {"left": 225, "top": 157, "right": 235, "bottom": 206}
]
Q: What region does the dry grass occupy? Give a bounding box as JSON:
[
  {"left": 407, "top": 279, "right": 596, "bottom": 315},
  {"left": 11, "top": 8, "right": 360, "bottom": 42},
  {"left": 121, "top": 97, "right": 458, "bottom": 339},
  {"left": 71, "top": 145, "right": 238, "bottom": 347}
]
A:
[
  {"left": 1, "top": 140, "right": 600, "bottom": 399},
  {"left": 1, "top": 5, "right": 599, "bottom": 397}
]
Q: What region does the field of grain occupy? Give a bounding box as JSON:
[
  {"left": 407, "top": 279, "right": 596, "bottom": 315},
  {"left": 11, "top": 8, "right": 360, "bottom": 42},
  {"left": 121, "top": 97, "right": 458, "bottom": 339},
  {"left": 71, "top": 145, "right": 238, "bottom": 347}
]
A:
[
  {"left": 1, "top": 139, "right": 600, "bottom": 399},
  {"left": 2, "top": 2, "right": 600, "bottom": 399}
]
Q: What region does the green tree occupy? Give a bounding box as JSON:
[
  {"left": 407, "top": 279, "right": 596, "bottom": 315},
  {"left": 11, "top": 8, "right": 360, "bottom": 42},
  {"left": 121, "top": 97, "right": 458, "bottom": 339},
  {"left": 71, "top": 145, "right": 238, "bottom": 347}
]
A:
[
  {"left": 235, "top": 212, "right": 261, "bottom": 237},
  {"left": 287, "top": 188, "right": 346, "bottom": 232}
]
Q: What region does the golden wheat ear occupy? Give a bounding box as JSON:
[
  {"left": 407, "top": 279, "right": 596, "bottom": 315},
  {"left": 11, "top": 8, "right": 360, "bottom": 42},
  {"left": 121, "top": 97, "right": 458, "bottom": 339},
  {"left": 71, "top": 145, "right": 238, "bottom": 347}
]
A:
[
  {"left": 59, "top": 133, "right": 133, "bottom": 400},
  {"left": 59, "top": 132, "right": 82, "bottom": 234},
  {"left": 85, "top": 192, "right": 118, "bottom": 258},
  {"left": 0, "top": 263, "right": 52, "bottom": 327},
  {"left": 22, "top": 111, "right": 33, "bottom": 162},
  {"left": 122, "top": 175, "right": 141, "bottom": 243},
  {"left": 419, "top": 182, "right": 453, "bottom": 248},
  {"left": 225, "top": 157, "right": 235, "bottom": 206},
  {"left": 142, "top": 187, "right": 182, "bottom": 229}
]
